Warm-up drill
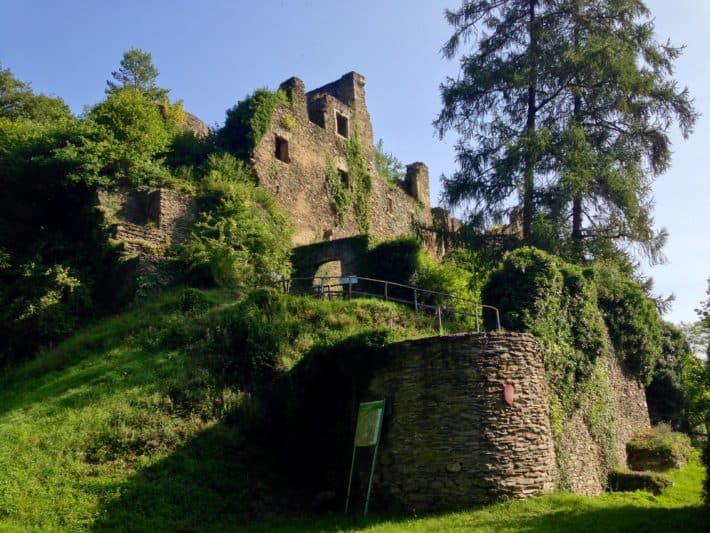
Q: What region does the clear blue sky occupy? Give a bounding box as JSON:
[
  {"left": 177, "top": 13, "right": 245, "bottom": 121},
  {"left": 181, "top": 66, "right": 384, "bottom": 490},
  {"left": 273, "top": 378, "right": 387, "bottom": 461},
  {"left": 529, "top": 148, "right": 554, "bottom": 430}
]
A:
[{"left": 2, "top": 0, "right": 707, "bottom": 324}]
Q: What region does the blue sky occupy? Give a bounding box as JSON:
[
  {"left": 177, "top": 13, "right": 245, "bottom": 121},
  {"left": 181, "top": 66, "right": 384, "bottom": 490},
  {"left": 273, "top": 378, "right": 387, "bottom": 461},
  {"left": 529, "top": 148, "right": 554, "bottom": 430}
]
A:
[{"left": 2, "top": 0, "right": 707, "bottom": 324}]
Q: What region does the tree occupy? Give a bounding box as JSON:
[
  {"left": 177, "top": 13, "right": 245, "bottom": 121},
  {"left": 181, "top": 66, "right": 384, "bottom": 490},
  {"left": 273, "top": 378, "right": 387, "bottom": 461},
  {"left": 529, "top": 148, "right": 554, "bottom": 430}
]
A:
[
  {"left": 436, "top": 0, "right": 696, "bottom": 261},
  {"left": 106, "top": 48, "right": 168, "bottom": 101},
  {"left": 0, "top": 64, "right": 71, "bottom": 122}
]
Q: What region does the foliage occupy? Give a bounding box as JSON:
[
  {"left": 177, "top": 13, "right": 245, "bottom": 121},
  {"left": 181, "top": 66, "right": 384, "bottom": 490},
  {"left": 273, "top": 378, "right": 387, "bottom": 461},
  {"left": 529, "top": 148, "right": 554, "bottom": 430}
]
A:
[
  {"left": 324, "top": 156, "right": 349, "bottom": 223},
  {"left": 219, "top": 88, "right": 287, "bottom": 159},
  {"left": 646, "top": 322, "right": 696, "bottom": 430},
  {"left": 347, "top": 130, "right": 373, "bottom": 233},
  {"left": 179, "top": 157, "right": 292, "bottom": 288},
  {"left": 626, "top": 424, "right": 694, "bottom": 470},
  {"left": 322, "top": 131, "right": 373, "bottom": 232},
  {"left": 0, "top": 110, "right": 121, "bottom": 369},
  {"left": 0, "top": 64, "right": 72, "bottom": 122},
  {"left": 106, "top": 48, "right": 168, "bottom": 101},
  {"left": 374, "top": 138, "right": 405, "bottom": 182},
  {"left": 594, "top": 260, "right": 663, "bottom": 383},
  {"left": 436, "top": 0, "right": 696, "bottom": 260},
  {"left": 483, "top": 247, "right": 607, "bottom": 408}
]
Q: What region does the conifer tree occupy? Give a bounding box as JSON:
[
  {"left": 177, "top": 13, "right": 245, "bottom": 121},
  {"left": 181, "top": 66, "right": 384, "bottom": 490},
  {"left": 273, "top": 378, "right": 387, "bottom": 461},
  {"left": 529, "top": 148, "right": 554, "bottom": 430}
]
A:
[
  {"left": 106, "top": 48, "right": 168, "bottom": 101},
  {"left": 437, "top": 0, "right": 696, "bottom": 261}
]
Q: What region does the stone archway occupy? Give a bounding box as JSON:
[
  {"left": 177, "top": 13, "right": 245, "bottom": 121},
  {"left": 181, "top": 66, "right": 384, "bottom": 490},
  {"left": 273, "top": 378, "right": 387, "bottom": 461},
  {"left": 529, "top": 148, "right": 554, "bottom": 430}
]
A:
[{"left": 291, "top": 235, "right": 368, "bottom": 280}]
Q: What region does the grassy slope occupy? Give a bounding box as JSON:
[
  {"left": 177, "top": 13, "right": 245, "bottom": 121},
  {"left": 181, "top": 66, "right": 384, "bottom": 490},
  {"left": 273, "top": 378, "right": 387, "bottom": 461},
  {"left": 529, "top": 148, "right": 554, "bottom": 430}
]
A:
[
  {"left": 259, "top": 457, "right": 709, "bottom": 532},
  {"left": 0, "top": 289, "right": 437, "bottom": 531}
]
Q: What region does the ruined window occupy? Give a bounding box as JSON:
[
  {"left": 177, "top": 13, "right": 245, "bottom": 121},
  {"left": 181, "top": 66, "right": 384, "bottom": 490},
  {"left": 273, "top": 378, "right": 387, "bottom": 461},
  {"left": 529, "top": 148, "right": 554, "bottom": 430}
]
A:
[
  {"left": 387, "top": 197, "right": 394, "bottom": 213},
  {"left": 338, "top": 169, "right": 350, "bottom": 190},
  {"left": 275, "top": 135, "right": 290, "bottom": 163},
  {"left": 336, "top": 112, "right": 349, "bottom": 138}
]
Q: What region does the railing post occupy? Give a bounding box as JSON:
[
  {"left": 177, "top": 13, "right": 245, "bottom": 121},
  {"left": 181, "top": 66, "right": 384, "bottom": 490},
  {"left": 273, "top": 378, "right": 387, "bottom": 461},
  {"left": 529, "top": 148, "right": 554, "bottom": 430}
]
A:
[
  {"left": 348, "top": 278, "right": 353, "bottom": 300},
  {"left": 475, "top": 304, "right": 480, "bottom": 333},
  {"left": 437, "top": 305, "right": 443, "bottom": 336},
  {"left": 414, "top": 289, "right": 418, "bottom": 312},
  {"left": 384, "top": 282, "right": 388, "bottom": 301}
]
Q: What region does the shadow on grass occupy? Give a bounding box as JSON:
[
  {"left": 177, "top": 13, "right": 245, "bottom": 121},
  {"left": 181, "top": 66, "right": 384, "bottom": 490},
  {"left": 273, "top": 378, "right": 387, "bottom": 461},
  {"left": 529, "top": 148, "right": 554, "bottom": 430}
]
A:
[
  {"left": 251, "top": 501, "right": 710, "bottom": 532},
  {"left": 90, "top": 421, "right": 250, "bottom": 532}
]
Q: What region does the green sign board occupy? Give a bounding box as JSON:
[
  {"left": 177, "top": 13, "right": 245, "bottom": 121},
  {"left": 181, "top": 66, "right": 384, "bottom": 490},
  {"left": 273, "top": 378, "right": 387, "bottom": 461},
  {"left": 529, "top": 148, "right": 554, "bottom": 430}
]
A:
[{"left": 354, "top": 400, "right": 385, "bottom": 447}]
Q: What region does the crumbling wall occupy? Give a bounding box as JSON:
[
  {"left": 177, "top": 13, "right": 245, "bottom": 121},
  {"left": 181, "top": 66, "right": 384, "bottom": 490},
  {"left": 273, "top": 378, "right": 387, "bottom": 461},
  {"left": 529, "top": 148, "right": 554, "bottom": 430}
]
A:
[
  {"left": 252, "top": 72, "right": 432, "bottom": 246},
  {"left": 97, "top": 188, "right": 196, "bottom": 289}
]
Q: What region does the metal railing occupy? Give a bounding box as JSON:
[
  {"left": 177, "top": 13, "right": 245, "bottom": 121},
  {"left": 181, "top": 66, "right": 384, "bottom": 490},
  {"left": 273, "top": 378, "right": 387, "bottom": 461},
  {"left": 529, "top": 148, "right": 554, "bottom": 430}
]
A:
[{"left": 280, "top": 275, "right": 501, "bottom": 334}]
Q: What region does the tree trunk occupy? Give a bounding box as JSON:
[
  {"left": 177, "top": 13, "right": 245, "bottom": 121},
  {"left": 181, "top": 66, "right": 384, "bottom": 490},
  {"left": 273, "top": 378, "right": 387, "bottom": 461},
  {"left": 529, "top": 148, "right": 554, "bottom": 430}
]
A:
[{"left": 523, "top": 0, "right": 537, "bottom": 242}]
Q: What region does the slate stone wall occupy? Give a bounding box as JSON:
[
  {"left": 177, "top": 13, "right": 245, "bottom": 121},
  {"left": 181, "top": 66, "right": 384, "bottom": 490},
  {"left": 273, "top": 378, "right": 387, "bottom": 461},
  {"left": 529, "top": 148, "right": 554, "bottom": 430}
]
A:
[
  {"left": 252, "top": 72, "right": 433, "bottom": 246},
  {"left": 367, "top": 332, "right": 556, "bottom": 511},
  {"left": 366, "top": 332, "right": 651, "bottom": 510}
]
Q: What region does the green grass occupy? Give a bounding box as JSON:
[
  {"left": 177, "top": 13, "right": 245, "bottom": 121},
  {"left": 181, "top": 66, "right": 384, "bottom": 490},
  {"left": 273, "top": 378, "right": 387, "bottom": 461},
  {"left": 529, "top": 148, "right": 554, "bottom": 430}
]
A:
[
  {"left": 254, "top": 457, "right": 709, "bottom": 532},
  {"left": 0, "top": 287, "right": 707, "bottom": 531},
  {"left": 0, "top": 288, "right": 437, "bottom": 531}
]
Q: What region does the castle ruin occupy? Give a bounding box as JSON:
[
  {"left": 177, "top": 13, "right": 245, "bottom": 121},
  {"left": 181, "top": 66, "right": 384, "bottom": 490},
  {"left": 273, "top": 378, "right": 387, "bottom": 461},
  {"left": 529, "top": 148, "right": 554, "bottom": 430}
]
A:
[{"left": 251, "top": 72, "right": 441, "bottom": 246}]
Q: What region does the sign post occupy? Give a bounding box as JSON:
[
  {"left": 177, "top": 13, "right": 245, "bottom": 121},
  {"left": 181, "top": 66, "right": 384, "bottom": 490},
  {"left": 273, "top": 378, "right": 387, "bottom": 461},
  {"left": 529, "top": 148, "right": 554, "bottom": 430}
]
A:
[{"left": 344, "top": 399, "right": 385, "bottom": 517}]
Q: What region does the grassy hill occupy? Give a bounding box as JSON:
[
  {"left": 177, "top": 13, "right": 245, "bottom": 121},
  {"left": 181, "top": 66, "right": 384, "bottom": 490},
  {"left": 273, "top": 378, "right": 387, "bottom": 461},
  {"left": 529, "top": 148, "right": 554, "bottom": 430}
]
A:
[
  {"left": 1, "top": 286, "right": 707, "bottom": 532},
  {"left": 0, "top": 288, "right": 437, "bottom": 531}
]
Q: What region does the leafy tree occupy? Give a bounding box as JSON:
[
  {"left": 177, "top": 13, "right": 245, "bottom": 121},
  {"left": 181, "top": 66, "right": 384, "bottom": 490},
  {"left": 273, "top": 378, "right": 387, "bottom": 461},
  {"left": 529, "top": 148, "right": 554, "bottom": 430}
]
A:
[
  {"left": 436, "top": 1, "right": 696, "bottom": 261},
  {"left": 106, "top": 48, "right": 168, "bottom": 101},
  {"left": 55, "top": 88, "right": 185, "bottom": 187},
  {"left": 0, "top": 64, "right": 71, "bottom": 122},
  {"left": 374, "top": 138, "right": 405, "bottom": 182}
]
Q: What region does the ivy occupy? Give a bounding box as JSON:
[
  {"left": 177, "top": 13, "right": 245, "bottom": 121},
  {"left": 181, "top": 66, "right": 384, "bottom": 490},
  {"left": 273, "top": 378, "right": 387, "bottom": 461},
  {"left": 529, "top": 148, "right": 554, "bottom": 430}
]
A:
[
  {"left": 322, "top": 129, "right": 372, "bottom": 233},
  {"left": 346, "top": 129, "right": 372, "bottom": 233},
  {"left": 324, "top": 157, "right": 349, "bottom": 224},
  {"left": 219, "top": 88, "right": 288, "bottom": 159}
]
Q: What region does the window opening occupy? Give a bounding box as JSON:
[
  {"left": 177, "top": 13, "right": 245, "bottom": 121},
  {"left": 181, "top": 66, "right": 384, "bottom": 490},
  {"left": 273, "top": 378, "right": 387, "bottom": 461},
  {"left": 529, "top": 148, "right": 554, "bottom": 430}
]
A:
[
  {"left": 336, "top": 112, "right": 349, "bottom": 138},
  {"left": 275, "top": 135, "right": 290, "bottom": 163}
]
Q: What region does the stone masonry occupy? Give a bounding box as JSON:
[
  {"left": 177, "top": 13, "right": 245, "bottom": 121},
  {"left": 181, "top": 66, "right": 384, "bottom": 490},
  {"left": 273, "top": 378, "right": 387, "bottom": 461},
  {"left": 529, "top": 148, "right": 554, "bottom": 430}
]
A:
[
  {"left": 252, "top": 72, "right": 446, "bottom": 246},
  {"left": 365, "top": 332, "right": 650, "bottom": 510},
  {"left": 367, "top": 332, "right": 556, "bottom": 511}
]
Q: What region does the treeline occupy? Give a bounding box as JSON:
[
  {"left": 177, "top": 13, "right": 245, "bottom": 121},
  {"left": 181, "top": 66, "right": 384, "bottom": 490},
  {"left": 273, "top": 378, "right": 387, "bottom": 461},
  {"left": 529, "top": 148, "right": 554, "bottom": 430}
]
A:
[{"left": 0, "top": 50, "right": 294, "bottom": 370}]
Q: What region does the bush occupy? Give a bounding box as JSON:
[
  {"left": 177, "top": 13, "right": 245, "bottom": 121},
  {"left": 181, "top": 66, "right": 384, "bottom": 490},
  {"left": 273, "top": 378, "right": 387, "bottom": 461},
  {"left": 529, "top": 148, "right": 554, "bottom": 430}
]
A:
[
  {"left": 218, "top": 88, "right": 288, "bottom": 159},
  {"left": 608, "top": 469, "right": 673, "bottom": 495},
  {"left": 646, "top": 322, "right": 695, "bottom": 430},
  {"left": 626, "top": 424, "right": 693, "bottom": 471},
  {"left": 594, "top": 261, "right": 663, "bottom": 384},
  {"left": 482, "top": 247, "right": 607, "bottom": 406},
  {"left": 179, "top": 167, "right": 293, "bottom": 289}
]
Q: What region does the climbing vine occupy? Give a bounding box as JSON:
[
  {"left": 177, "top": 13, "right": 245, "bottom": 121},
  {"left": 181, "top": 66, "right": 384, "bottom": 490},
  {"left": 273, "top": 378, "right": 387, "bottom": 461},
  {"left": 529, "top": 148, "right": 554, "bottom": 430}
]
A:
[
  {"left": 346, "top": 129, "right": 372, "bottom": 233},
  {"left": 324, "top": 157, "right": 349, "bottom": 224},
  {"left": 322, "top": 129, "right": 372, "bottom": 232},
  {"left": 219, "top": 88, "right": 289, "bottom": 159}
]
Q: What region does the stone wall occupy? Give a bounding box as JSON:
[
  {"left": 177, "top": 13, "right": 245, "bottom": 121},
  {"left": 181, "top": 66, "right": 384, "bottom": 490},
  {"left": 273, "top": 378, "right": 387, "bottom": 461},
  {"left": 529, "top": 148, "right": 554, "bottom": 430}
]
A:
[
  {"left": 252, "top": 72, "right": 432, "bottom": 247},
  {"left": 97, "top": 188, "right": 197, "bottom": 289},
  {"left": 367, "top": 332, "right": 556, "bottom": 511},
  {"left": 365, "top": 332, "right": 651, "bottom": 511}
]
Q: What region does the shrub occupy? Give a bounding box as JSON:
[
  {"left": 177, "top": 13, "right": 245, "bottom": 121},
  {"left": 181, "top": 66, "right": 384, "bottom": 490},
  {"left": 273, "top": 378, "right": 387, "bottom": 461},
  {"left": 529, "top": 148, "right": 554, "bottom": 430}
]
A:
[
  {"left": 594, "top": 261, "right": 663, "bottom": 384},
  {"left": 626, "top": 424, "right": 693, "bottom": 471},
  {"left": 608, "top": 469, "right": 673, "bottom": 495},
  {"left": 218, "top": 88, "right": 288, "bottom": 159},
  {"left": 482, "top": 247, "right": 607, "bottom": 406},
  {"left": 179, "top": 169, "right": 293, "bottom": 288}
]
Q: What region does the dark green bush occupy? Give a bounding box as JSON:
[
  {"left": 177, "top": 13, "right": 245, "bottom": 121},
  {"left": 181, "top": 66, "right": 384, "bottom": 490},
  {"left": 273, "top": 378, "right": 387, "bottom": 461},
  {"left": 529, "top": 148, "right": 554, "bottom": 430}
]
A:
[
  {"left": 594, "top": 261, "right": 663, "bottom": 384},
  {"left": 482, "top": 247, "right": 607, "bottom": 405},
  {"left": 218, "top": 88, "right": 287, "bottom": 159},
  {"left": 608, "top": 469, "right": 673, "bottom": 495},
  {"left": 626, "top": 424, "right": 693, "bottom": 471}
]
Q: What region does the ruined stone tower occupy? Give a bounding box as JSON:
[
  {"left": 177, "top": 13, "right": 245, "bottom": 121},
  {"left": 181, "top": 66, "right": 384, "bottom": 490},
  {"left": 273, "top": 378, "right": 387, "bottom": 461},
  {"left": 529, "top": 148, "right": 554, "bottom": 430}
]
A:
[{"left": 251, "top": 72, "right": 434, "bottom": 246}]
